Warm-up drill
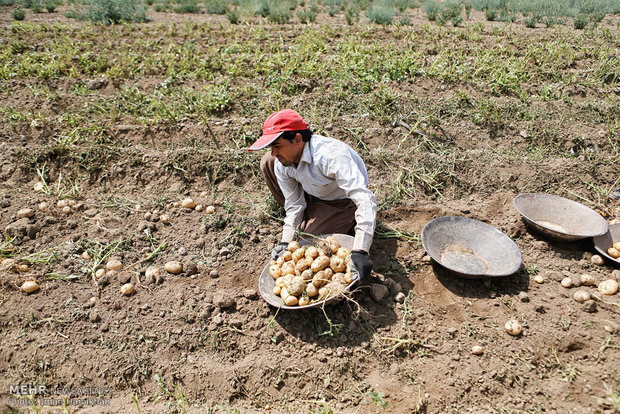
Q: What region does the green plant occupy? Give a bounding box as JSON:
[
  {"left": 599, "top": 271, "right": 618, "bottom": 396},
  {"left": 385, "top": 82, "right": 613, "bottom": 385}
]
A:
[
  {"left": 225, "top": 9, "right": 239, "bottom": 22},
  {"left": 484, "top": 6, "right": 496, "bottom": 20},
  {"left": 205, "top": 0, "right": 228, "bottom": 14},
  {"left": 173, "top": 0, "right": 200, "bottom": 13},
  {"left": 267, "top": 4, "right": 290, "bottom": 23},
  {"left": 422, "top": 1, "right": 439, "bottom": 20},
  {"left": 344, "top": 6, "right": 358, "bottom": 24},
  {"left": 297, "top": 6, "right": 317, "bottom": 22},
  {"left": 524, "top": 15, "right": 538, "bottom": 28},
  {"left": 12, "top": 7, "right": 26, "bottom": 20},
  {"left": 83, "top": 0, "right": 147, "bottom": 24},
  {"left": 44, "top": 0, "right": 57, "bottom": 12},
  {"left": 573, "top": 14, "right": 588, "bottom": 29}
]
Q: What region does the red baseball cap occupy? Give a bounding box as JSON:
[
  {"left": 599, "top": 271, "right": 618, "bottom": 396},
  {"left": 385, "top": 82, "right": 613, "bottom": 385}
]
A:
[{"left": 248, "top": 109, "right": 308, "bottom": 151}]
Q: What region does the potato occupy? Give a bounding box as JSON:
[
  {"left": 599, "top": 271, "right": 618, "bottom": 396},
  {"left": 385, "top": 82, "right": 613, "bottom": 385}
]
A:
[
  {"left": 81, "top": 251, "right": 91, "bottom": 261},
  {"left": 336, "top": 247, "right": 350, "bottom": 259},
  {"left": 287, "top": 276, "right": 305, "bottom": 297},
  {"left": 57, "top": 199, "right": 69, "bottom": 208},
  {"left": 305, "top": 256, "right": 314, "bottom": 267},
  {"left": 21, "top": 280, "right": 39, "bottom": 294},
  {"left": 120, "top": 283, "right": 135, "bottom": 295},
  {"left": 275, "top": 256, "right": 285, "bottom": 266},
  {"left": 181, "top": 198, "right": 196, "bottom": 209},
  {"left": 579, "top": 274, "right": 595, "bottom": 286},
  {"left": 573, "top": 290, "right": 591, "bottom": 303},
  {"left": 145, "top": 266, "right": 161, "bottom": 281},
  {"left": 560, "top": 277, "right": 572, "bottom": 288},
  {"left": 613, "top": 241, "right": 620, "bottom": 251},
  {"left": 281, "top": 262, "right": 295, "bottom": 277},
  {"left": 160, "top": 214, "right": 170, "bottom": 224},
  {"left": 332, "top": 273, "right": 346, "bottom": 285},
  {"left": 471, "top": 345, "right": 484, "bottom": 355},
  {"left": 295, "top": 258, "right": 309, "bottom": 273},
  {"left": 330, "top": 256, "right": 346, "bottom": 273},
  {"left": 164, "top": 261, "right": 183, "bottom": 274},
  {"left": 504, "top": 319, "right": 523, "bottom": 336},
  {"left": 591, "top": 255, "right": 604, "bottom": 266},
  {"left": 206, "top": 205, "right": 215, "bottom": 214},
  {"left": 273, "top": 285, "right": 281, "bottom": 295},
  {"left": 598, "top": 279, "right": 619, "bottom": 295},
  {"left": 287, "top": 241, "right": 301, "bottom": 252},
  {"left": 306, "top": 283, "right": 318, "bottom": 297},
  {"left": 269, "top": 264, "right": 282, "bottom": 279},
  {"left": 608, "top": 247, "right": 620, "bottom": 259},
  {"left": 106, "top": 260, "right": 123, "bottom": 271},
  {"left": 311, "top": 256, "right": 330, "bottom": 273},
  {"left": 324, "top": 236, "right": 340, "bottom": 253},
  {"left": 344, "top": 272, "right": 353, "bottom": 283},
  {"left": 533, "top": 275, "right": 544, "bottom": 284},
  {"left": 61, "top": 206, "right": 71, "bottom": 215},
  {"left": 305, "top": 246, "right": 319, "bottom": 260},
  {"left": 16, "top": 264, "right": 30, "bottom": 273},
  {"left": 95, "top": 268, "right": 106, "bottom": 279},
  {"left": 276, "top": 276, "right": 289, "bottom": 288},
  {"left": 282, "top": 251, "right": 293, "bottom": 262},
  {"left": 312, "top": 270, "right": 328, "bottom": 288},
  {"left": 298, "top": 295, "right": 310, "bottom": 306},
  {"left": 292, "top": 248, "right": 306, "bottom": 263},
  {"left": 301, "top": 269, "right": 313, "bottom": 281},
  {"left": 195, "top": 205, "right": 203, "bottom": 212},
  {"left": 17, "top": 208, "right": 34, "bottom": 219},
  {"left": 38, "top": 201, "right": 49, "bottom": 211},
  {"left": 284, "top": 295, "right": 298, "bottom": 306},
  {"left": 323, "top": 268, "right": 333, "bottom": 280}
]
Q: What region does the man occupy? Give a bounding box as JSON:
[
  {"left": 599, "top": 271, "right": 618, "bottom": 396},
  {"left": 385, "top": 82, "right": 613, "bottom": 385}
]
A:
[{"left": 248, "top": 109, "right": 376, "bottom": 281}]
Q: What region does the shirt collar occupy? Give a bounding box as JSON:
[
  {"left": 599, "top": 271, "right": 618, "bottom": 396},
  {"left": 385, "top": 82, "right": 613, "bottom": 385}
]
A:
[{"left": 298, "top": 138, "right": 313, "bottom": 166}]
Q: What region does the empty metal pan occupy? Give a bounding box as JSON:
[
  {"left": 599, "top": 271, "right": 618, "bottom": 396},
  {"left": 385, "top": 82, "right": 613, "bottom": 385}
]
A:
[
  {"left": 513, "top": 193, "right": 608, "bottom": 242},
  {"left": 258, "top": 233, "right": 358, "bottom": 310},
  {"left": 593, "top": 223, "right": 620, "bottom": 266},
  {"left": 421, "top": 216, "right": 522, "bottom": 278}
]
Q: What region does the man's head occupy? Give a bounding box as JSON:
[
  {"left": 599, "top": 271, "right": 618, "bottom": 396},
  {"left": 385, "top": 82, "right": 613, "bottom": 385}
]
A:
[{"left": 249, "top": 109, "right": 312, "bottom": 166}]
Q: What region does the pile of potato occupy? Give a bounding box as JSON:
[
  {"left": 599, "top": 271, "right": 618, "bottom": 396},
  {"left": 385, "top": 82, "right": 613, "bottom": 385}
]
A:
[{"left": 269, "top": 236, "right": 355, "bottom": 307}]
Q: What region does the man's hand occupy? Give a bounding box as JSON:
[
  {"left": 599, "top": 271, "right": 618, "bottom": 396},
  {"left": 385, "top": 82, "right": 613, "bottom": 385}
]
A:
[
  {"left": 351, "top": 250, "right": 373, "bottom": 281},
  {"left": 271, "top": 242, "right": 288, "bottom": 260}
]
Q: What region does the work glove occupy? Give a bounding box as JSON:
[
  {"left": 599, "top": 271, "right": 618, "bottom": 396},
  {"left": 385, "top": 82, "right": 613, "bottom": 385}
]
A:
[
  {"left": 271, "top": 242, "right": 288, "bottom": 260},
  {"left": 351, "top": 250, "right": 373, "bottom": 281}
]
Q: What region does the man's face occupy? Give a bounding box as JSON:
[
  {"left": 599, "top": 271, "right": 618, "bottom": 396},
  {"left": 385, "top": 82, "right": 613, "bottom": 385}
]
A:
[{"left": 269, "top": 133, "right": 304, "bottom": 167}]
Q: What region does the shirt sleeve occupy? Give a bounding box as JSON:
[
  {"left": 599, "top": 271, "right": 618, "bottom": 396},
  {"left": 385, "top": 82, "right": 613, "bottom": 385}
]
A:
[
  {"left": 275, "top": 164, "right": 306, "bottom": 244},
  {"left": 321, "top": 154, "right": 377, "bottom": 252}
]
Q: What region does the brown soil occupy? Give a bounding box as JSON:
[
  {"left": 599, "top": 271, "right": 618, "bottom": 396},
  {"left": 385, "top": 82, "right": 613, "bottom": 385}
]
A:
[{"left": 0, "top": 4, "right": 619, "bottom": 414}]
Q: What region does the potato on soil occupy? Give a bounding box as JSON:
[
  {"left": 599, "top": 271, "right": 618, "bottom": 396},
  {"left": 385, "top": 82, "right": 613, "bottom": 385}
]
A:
[
  {"left": 579, "top": 274, "right": 595, "bottom": 286},
  {"left": 504, "top": 319, "right": 523, "bottom": 336},
  {"left": 598, "top": 279, "right": 619, "bottom": 295},
  {"left": 164, "top": 261, "right": 183, "bottom": 274},
  {"left": 591, "top": 255, "right": 604, "bottom": 265},
  {"left": 560, "top": 277, "right": 572, "bottom": 288},
  {"left": 17, "top": 208, "right": 34, "bottom": 219},
  {"left": 21, "top": 280, "right": 39, "bottom": 294},
  {"left": 205, "top": 205, "right": 215, "bottom": 214},
  {"left": 95, "top": 268, "right": 106, "bottom": 279},
  {"left": 16, "top": 264, "right": 30, "bottom": 273},
  {"left": 120, "top": 283, "right": 135, "bottom": 295},
  {"left": 573, "top": 290, "right": 591, "bottom": 303},
  {"left": 181, "top": 198, "right": 196, "bottom": 209},
  {"left": 471, "top": 345, "right": 484, "bottom": 355},
  {"left": 145, "top": 266, "right": 161, "bottom": 280},
  {"left": 106, "top": 260, "right": 123, "bottom": 271}
]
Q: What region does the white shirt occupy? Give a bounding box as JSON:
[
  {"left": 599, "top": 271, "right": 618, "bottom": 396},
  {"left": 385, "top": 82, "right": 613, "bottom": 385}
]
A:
[{"left": 275, "top": 135, "right": 377, "bottom": 252}]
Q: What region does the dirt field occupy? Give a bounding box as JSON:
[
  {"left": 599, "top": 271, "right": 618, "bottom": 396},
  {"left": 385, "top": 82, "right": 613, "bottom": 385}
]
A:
[{"left": 0, "top": 4, "right": 619, "bottom": 414}]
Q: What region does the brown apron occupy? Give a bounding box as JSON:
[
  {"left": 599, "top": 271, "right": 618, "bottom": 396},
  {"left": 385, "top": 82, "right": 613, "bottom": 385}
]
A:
[{"left": 260, "top": 152, "right": 357, "bottom": 236}]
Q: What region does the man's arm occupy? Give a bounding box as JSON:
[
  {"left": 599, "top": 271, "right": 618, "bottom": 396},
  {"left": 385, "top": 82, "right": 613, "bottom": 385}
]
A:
[{"left": 275, "top": 166, "right": 306, "bottom": 244}]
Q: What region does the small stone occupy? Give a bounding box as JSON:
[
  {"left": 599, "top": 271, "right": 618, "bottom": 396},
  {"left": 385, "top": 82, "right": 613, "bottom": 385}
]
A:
[
  {"left": 370, "top": 283, "right": 389, "bottom": 302},
  {"left": 243, "top": 289, "right": 258, "bottom": 299},
  {"left": 184, "top": 262, "right": 198, "bottom": 277},
  {"left": 583, "top": 300, "right": 597, "bottom": 313},
  {"left": 517, "top": 291, "right": 530, "bottom": 302},
  {"left": 117, "top": 271, "right": 131, "bottom": 285},
  {"left": 394, "top": 292, "right": 406, "bottom": 303},
  {"left": 89, "top": 312, "right": 101, "bottom": 323},
  {"left": 209, "top": 269, "right": 219, "bottom": 279},
  {"left": 213, "top": 293, "right": 236, "bottom": 309}
]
